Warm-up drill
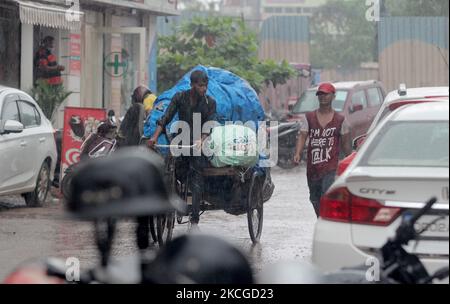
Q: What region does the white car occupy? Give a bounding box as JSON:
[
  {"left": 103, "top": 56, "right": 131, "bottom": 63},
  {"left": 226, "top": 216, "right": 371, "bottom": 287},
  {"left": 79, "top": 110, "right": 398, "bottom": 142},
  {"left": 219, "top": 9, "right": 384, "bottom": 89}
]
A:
[
  {"left": 312, "top": 102, "right": 449, "bottom": 281},
  {"left": 336, "top": 86, "right": 449, "bottom": 176},
  {"left": 0, "top": 86, "right": 57, "bottom": 207},
  {"left": 359, "top": 86, "right": 449, "bottom": 145}
]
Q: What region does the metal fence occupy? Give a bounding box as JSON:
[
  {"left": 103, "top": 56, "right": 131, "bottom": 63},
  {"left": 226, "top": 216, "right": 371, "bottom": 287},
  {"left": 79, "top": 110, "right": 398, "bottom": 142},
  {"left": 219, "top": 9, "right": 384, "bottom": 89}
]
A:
[{"left": 258, "top": 15, "right": 310, "bottom": 63}]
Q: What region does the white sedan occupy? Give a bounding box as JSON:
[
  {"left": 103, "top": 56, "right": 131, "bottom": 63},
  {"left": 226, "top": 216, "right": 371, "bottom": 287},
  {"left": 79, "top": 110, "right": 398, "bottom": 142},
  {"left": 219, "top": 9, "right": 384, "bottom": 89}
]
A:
[
  {"left": 366, "top": 86, "right": 448, "bottom": 136},
  {"left": 312, "top": 102, "right": 449, "bottom": 281},
  {"left": 0, "top": 86, "right": 57, "bottom": 207}
]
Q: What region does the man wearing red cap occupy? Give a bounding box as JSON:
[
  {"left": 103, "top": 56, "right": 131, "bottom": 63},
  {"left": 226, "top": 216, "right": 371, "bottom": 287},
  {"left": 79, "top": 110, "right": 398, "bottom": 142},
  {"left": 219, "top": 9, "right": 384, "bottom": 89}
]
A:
[{"left": 293, "top": 82, "right": 352, "bottom": 217}]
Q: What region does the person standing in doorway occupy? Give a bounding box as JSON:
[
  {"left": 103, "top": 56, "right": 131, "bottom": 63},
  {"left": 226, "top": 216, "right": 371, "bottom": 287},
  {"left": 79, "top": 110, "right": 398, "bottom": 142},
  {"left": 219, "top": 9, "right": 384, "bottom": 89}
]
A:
[
  {"left": 34, "top": 36, "right": 65, "bottom": 86},
  {"left": 293, "top": 82, "right": 352, "bottom": 217}
]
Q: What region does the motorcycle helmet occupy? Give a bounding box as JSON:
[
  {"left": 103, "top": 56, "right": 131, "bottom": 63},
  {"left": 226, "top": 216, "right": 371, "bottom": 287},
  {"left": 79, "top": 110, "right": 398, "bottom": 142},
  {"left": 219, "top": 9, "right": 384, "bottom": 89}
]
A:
[
  {"left": 66, "top": 147, "right": 185, "bottom": 220},
  {"left": 144, "top": 234, "right": 254, "bottom": 284}
]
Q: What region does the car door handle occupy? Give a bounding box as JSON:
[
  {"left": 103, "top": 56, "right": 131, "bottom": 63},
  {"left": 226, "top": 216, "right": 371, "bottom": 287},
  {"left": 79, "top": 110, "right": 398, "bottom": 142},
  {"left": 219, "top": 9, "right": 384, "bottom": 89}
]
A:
[
  {"left": 39, "top": 137, "right": 46, "bottom": 143},
  {"left": 20, "top": 141, "right": 27, "bottom": 147}
]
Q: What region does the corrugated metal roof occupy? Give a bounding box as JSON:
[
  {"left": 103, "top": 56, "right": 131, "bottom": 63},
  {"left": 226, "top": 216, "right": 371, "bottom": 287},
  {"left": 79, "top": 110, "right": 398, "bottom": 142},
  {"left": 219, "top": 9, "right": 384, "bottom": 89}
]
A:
[
  {"left": 259, "top": 40, "right": 309, "bottom": 63},
  {"left": 379, "top": 17, "right": 449, "bottom": 51},
  {"left": 259, "top": 15, "right": 309, "bottom": 42}
]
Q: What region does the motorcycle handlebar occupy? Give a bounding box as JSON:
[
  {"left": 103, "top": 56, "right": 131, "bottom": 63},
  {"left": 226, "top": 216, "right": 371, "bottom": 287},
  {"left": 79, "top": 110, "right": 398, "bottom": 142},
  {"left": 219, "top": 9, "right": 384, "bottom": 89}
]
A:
[
  {"left": 409, "top": 197, "right": 437, "bottom": 227},
  {"left": 393, "top": 197, "right": 437, "bottom": 245},
  {"left": 155, "top": 144, "right": 195, "bottom": 149}
]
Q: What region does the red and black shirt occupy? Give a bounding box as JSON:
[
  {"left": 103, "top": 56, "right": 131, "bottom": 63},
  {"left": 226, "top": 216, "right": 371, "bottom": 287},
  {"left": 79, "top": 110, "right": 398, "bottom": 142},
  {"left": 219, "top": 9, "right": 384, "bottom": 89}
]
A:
[
  {"left": 34, "top": 47, "right": 62, "bottom": 85},
  {"left": 301, "top": 111, "right": 349, "bottom": 180}
]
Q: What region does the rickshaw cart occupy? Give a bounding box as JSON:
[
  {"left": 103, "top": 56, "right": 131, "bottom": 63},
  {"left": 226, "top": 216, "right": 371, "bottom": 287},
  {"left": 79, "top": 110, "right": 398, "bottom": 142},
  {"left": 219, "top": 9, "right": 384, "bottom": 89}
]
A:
[{"left": 157, "top": 152, "right": 265, "bottom": 245}]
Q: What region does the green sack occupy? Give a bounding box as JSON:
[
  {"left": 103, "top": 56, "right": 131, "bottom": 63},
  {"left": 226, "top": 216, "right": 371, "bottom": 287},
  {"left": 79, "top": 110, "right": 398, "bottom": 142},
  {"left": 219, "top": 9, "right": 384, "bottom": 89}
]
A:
[{"left": 208, "top": 125, "right": 259, "bottom": 168}]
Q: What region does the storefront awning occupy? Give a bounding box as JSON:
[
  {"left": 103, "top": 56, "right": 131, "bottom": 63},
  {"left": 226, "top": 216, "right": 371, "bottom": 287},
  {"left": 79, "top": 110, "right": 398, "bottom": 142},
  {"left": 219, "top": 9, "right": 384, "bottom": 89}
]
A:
[
  {"left": 15, "top": 0, "right": 83, "bottom": 30},
  {"left": 87, "top": 0, "right": 179, "bottom": 16}
]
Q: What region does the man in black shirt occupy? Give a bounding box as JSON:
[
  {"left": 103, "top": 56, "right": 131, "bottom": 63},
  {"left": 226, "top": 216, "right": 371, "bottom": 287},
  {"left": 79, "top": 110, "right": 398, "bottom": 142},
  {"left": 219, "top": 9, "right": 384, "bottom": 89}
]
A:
[{"left": 148, "top": 70, "right": 217, "bottom": 228}]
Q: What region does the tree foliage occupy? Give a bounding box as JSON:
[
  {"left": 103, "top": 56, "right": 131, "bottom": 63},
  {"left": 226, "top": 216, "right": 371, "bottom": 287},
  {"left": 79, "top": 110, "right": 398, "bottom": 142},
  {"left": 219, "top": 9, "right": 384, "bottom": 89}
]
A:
[
  {"left": 157, "top": 16, "right": 296, "bottom": 93},
  {"left": 29, "top": 80, "right": 72, "bottom": 120},
  {"left": 310, "top": 0, "right": 377, "bottom": 69}
]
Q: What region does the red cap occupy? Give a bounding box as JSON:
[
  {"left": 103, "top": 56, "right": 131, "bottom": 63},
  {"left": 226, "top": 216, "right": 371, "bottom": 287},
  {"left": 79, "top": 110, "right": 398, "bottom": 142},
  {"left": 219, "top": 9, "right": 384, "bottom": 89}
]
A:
[{"left": 316, "top": 82, "right": 336, "bottom": 95}]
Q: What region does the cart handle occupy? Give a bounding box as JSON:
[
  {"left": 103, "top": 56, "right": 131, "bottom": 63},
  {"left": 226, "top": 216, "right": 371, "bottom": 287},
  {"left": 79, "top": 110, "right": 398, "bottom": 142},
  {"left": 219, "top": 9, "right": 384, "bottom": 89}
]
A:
[{"left": 155, "top": 144, "right": 196, "bottom": 149}]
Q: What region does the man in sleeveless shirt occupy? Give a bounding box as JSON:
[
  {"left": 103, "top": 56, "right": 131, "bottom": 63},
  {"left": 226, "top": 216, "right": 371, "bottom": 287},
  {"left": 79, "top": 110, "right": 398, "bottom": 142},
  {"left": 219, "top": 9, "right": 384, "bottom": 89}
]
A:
[{"left": 293, "top": 82, "right": 352, "bottom": 217}]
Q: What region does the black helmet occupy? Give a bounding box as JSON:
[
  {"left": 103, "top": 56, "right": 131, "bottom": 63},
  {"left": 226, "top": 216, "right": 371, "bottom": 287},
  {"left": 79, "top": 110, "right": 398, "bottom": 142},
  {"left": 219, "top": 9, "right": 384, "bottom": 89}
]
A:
[
  {"left": 66, "top": 147, "right": 185, "bottom": 220},
  {"left": 144, "top": 234, "right": 254, "bottom": 284}
]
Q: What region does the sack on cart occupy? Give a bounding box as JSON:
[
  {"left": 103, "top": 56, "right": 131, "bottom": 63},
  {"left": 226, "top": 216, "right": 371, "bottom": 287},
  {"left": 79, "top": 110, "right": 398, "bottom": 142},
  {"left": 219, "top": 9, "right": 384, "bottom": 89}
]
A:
[{"left": 208, "top": 125, "right": 259, "bottom": 168}]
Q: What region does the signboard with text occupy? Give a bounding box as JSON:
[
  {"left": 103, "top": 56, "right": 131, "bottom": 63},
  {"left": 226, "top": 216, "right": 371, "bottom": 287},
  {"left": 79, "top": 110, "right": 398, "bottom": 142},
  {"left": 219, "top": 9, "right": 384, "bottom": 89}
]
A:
[
  {"left": 69, "top": 33, "right": 81, "bottom": 76},
  {"left": 61, "top": 107, "right": 106, "bottom": 182}
]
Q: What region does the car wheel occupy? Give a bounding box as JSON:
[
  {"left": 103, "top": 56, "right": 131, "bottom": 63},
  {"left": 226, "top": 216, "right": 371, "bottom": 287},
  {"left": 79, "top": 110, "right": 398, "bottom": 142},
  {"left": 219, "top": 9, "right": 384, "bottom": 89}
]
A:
[
  {"left": 61, "top": 167, "right": 75, "bottom": 202},
  {"left": 24, "top": 162, "right": 50, "bottom": 207}
]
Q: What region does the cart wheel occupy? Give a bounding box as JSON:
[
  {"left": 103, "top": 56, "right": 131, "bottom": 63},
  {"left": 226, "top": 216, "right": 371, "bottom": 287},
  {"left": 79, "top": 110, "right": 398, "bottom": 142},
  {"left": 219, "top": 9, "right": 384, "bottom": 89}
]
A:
[
  {"left": 61, "top": 164, "right": 76, "bottom": 202},
  {"left": 156, "top": 213, "right": 175, "bottom": 246},
  {"left": 149, "top": 216, "right": 158, "bottom": 243},
  {"left": 247, "top": 175, "right": 263, "bottom": 244},
  {"left": 176, "top": 176, "right": 190, "bottom": 224},
  {"left": 161, "top": 155, "right": 179, "bottom": 233},
  {"left": 166, "top": 155, "right": 177, "bottom": 192}
]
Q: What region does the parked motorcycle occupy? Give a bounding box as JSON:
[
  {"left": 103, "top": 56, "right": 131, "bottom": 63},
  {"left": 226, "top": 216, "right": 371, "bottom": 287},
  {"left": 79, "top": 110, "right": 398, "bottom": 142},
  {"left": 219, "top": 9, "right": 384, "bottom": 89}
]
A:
[
  {"left": 60, "top": 120, "right": 118, "bottom": 201},
  {"left": 267, "top": 121, "right": 301, "bottom": 169},
  {"left": 3, "top": 148, "right": 253, "bottom": 284}
]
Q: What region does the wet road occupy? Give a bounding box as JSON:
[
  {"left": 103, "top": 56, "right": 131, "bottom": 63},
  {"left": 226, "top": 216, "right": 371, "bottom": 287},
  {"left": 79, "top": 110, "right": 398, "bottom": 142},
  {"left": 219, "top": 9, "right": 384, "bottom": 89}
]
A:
[{"left": 0, "top": 165, "right": 316, "bottom": 281}]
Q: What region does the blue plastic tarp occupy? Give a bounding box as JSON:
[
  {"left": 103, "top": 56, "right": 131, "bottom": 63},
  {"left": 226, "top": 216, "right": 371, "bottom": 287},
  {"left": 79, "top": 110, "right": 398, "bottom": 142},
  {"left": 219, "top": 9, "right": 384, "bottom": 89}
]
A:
[{"left": 144, "top": 65, "right": 265, "bottom": 145}]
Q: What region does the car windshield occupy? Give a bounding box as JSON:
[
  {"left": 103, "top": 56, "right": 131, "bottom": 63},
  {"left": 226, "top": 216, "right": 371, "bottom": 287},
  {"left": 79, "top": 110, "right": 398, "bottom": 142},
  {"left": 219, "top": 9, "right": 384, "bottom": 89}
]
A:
[
  {"left": 292, "top": 90, "right": 348, "bottom": 113},
  {"left": 361, "top": 121, "right": 449, "bottom": 167}
]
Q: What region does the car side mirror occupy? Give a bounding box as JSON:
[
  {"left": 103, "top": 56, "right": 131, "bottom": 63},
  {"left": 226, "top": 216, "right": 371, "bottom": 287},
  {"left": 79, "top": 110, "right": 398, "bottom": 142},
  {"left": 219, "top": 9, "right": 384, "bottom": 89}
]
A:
[
  {"left": 1, "top": 120, "right": 24, "bottom": 134},
  {"left": 350, "top": 104, "right": 363, "bottom": 113},
  {"left": 352, "top": 134, "right": 367, "bottom": 150}
]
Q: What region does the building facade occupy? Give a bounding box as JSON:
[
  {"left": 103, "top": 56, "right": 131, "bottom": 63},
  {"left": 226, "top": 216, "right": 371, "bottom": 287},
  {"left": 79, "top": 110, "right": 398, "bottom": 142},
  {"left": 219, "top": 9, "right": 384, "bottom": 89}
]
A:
[
  {"left": 261, "top": 0, "right": 326, "bottom": 19},
  {"left": 0, "top": 0, "right": 178, "bottom": 127},
  {"left": 220, "top": 0, "right": 261, "bottom": 28}
]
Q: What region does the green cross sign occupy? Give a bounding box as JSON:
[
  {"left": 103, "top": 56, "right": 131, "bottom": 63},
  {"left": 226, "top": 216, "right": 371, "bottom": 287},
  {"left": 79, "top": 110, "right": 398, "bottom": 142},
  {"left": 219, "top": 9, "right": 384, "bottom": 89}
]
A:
[{"left": 104, "top": 52, "right": 128, "bottom": 77}]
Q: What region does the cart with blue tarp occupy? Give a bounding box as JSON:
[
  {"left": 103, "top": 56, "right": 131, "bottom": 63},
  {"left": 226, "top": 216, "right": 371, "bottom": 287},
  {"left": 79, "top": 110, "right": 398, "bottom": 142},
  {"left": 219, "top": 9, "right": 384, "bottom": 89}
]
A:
[{"left": 144, "top": 66, "right": 274, "bottom": 244}]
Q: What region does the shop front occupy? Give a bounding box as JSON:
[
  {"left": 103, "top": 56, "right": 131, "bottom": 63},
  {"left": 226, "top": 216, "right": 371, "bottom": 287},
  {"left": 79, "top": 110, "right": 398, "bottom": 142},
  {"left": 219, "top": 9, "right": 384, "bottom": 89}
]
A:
[
  {"left": 0, "top": 1, "right": 21, "bottom": 89},
  {"left": 80, "top": 0, "right": 178, "bottom": 125},
  {"left": 0, "top": 0, "right": 178, "bottom": 127}
]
